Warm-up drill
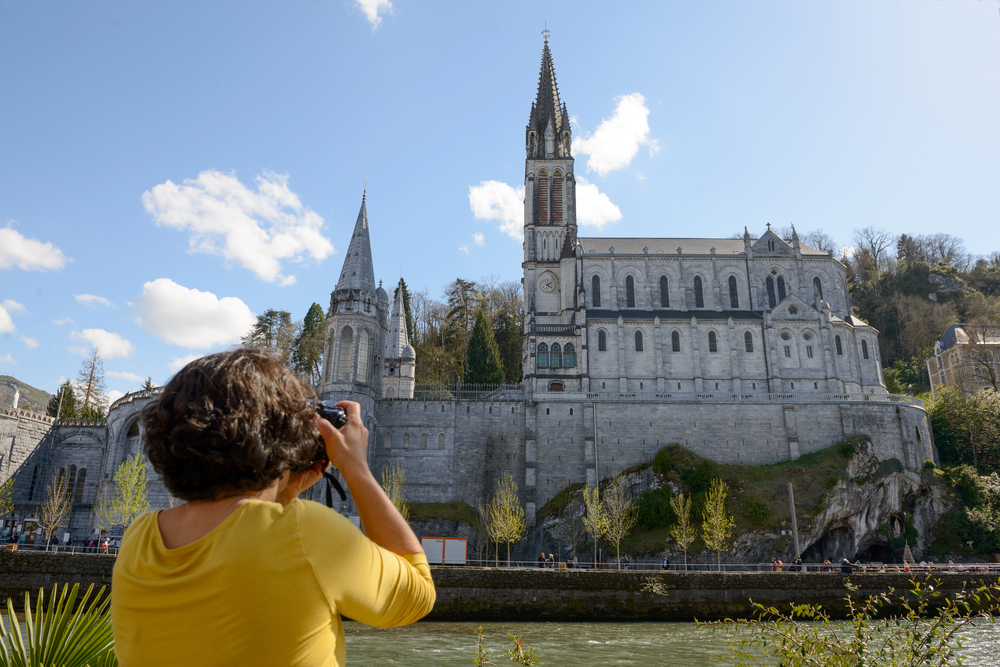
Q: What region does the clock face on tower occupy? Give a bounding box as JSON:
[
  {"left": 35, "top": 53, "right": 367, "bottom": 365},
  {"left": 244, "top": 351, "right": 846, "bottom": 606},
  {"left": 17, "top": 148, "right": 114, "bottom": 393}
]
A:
[{"left": 540, "top": 277, "right": 556, "bottom": 293}]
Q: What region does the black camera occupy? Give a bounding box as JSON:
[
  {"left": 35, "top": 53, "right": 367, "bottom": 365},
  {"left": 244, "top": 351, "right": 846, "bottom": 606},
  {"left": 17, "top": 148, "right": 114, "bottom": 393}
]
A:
[
  {"left": 316, "top": 401, "right": 348, "bottom": 429},
  {"left": 301, "top": 400, "right": 349, "bottom": 506}
]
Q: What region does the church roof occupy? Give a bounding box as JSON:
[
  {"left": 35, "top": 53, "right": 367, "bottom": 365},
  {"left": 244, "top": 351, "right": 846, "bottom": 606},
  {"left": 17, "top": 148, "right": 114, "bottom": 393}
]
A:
[
  {"left": 578, "top": 237, "right": 828, "bottom": 257},
  {"left": 384, "top": 280, "right": 414, "bottom": 360},
  {"left": 527, "top": 37, "right": 569, "bottom": 142},
  {"left": 335, "top": 195, "right": 377, "bottom": 292}
]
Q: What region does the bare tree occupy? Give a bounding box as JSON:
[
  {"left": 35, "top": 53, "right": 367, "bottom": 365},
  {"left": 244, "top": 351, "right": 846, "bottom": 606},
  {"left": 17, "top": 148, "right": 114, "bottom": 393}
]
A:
[
  {"left": 800, "top": 229, "right": 838, "bottom": 256},
  {"left": 960, "top": 321, "right": 1000, "bottom": 393},
  {"left": 853, "top": 226, "right": 897, "bottom": 285},
  {"left": 39, "top": 472, "right": 73, "bottom": 550},
  {"left": 77, "top": 348, "right": 108, "bottom": 419},
  {"left": 548, "top": 495, "right": 585, "bottom": 559}
]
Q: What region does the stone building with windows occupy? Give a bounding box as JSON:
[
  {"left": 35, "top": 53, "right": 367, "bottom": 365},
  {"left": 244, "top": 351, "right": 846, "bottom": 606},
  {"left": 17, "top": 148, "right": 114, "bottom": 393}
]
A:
[
  {"left": 926, "top": 323, "right": 1000, "bottom": 398},
  {"left": 0, "top": 35, "right": 936, "bottom": 546}
]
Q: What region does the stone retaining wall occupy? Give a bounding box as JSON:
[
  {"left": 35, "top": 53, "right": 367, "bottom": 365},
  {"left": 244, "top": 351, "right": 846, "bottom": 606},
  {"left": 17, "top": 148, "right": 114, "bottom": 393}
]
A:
[{"left": 2, "top": 552, "right": 996, "bottom": 621}]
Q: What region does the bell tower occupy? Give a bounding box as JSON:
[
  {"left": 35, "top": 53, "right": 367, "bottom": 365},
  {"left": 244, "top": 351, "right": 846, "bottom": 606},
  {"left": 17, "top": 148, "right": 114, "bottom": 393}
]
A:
[{"left": 522, "top": 31, "right": 582, "bottom": 392}]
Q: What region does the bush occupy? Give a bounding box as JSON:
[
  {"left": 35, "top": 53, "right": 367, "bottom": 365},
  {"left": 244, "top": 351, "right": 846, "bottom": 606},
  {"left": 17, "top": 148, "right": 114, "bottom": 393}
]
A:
[
  {"left": 679, "top": 460, "right": 720, "bottom": 496},
  {"left": 636, "top": 487, "right": 678, "bottom": 529},
  {"left": 923, "top": 459, "right": 937, "bottom": 470},
  {"left": 836, "top": 440, "right": 856, "bottom": 459},
  {"left": 652, "top": 447, "right": 676, "bottom": 475},
  {"left": 947, "top": 464, "right": 987, "bottom": 509},
  {"left": 745, "top": 499, "right": 770, "bottom": 525}
]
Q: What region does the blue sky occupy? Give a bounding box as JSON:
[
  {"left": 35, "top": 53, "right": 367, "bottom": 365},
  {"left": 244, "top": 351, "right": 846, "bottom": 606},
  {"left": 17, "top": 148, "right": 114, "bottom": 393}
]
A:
[{"left": 1, "top": 1, "right": 998, "bottom": 400}]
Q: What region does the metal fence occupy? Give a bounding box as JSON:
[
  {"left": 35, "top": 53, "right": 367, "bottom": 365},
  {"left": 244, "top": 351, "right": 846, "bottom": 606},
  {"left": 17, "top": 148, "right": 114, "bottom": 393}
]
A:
[{"left": 406, "top": 383, "right": 525, "bottom": 402}]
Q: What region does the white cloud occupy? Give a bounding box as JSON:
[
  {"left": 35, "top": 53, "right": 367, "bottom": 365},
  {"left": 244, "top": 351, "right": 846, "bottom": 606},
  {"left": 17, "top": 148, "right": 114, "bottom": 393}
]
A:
[
  {"left": 468, "top": 181, "right": 525, "bottom": 241},
  {"left": 0, "top": 224, "right": 69, "bottom": 271},
  {"left": 0, "top": 354, "right": 13, "bottom": 364},
  {"left": 20, "top": 336, "right": 38, "bottom": 349},
  {"left": 53, "top": 317, "right": 75, "bottom": 326},
  {"left": 1, "top": 299, "right": 26, "bottom": 315},
  {"left": 107, "top": 390, "right": 125, "bottom": 405},
  {"left": 69, "top": 329, "right": 136, "bottom": 359},
  {"left": 472, "top": 232, "right": 485, "bottom": 247},
  {"left": 356, "top": 0, "right": 391, "bottom": 28},
  {"left": 575, "top": 177, "right": 623, "bottom": 230},
  {"left": 573, "top": 93, "right": 658, "bottom": 176},
  {"left": 168, "top": 353, "right": 205, "bottom": 374},
  {"left": 134, "top": 278, "right": 256, "bottom": 349},
  {"left": 142, "top": 170, "right": 334, "bottom": 286},
  {"left": 75, "top": 294, "right": 115, "bottom": 308},
  {"left": 107, "top": 371, "right": 145, "bottom": 383},
  {"left": 0, "top": 302, "right": 19, "bottom": 334}
]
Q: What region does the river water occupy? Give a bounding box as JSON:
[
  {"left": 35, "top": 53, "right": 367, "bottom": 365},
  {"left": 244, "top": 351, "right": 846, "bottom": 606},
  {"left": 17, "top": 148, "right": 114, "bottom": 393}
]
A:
[{"left": 344, "top": 619, "right": 1000, "bottom": 666}]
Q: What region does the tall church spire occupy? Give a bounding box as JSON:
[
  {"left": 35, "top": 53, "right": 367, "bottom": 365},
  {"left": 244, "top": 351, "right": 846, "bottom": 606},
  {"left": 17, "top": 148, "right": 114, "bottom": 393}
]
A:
[
  {"left": 526, "top": 31, "right": 571, "bottom": 159},
  {"left": 335, "top": 194, "right": 377, "bottom": 293}
]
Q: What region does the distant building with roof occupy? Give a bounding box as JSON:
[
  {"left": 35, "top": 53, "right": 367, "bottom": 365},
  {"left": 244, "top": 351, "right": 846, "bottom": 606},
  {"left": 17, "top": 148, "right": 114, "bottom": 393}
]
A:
[{"left": 926, "top": 323, "right": 1000, "bottom": 398}]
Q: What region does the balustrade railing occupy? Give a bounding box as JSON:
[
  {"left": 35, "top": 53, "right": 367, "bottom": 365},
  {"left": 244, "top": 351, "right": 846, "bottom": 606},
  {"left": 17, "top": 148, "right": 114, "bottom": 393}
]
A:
[
  {"left": 402, "top": 383, "right": 525, "bottom": 402},
  {"left": 532, "top": 390, "right": 925, "bottom": 408},
  {"left": 108, "top": 386, "right": 164, "bottom": 411}
]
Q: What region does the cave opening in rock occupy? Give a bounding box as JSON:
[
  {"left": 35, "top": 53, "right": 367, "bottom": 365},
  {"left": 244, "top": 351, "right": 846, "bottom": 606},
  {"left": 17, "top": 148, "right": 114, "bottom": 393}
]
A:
[
  {"left": 856, "top": 543, "right": 897, "bottom": 563},
  {"left": 801, "top": 526, "right": 854, "bottom": 562}
]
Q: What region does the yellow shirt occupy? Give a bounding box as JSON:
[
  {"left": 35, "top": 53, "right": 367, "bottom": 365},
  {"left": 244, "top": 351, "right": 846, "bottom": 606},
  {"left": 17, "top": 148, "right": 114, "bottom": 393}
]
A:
[{"left": 111, "top": 499, "right": 435, "bottom": 666}]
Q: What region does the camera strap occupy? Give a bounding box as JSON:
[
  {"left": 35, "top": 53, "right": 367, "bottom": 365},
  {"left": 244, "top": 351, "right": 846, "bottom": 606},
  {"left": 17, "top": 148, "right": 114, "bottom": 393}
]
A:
[{"left": 322, "top": 470, "right": 347, "bottom": 507}]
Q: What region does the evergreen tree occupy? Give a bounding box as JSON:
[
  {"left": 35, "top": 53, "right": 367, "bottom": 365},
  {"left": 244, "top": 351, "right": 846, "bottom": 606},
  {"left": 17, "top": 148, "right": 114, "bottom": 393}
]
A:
[
  {"left": 494, "top": 308, "right": 523, "bottom": 383},
  {"left": 241, "top": 309, "right": 298, "bottom": 362},
  {"left": 446, "top": 278, "right": 481, "bottom": 378},
  {"left": 46, "top": 382, "right": 78, "bottom": 419},
  {"left": 77, "top": 349, "right": 108, "bottom": 417},
  {"left": 141, "top": 377, "right": 155, "bottom": 391},
  {"left": 292, "top": 303, "right": 326, "bottom": 384},
  {"left": 399, "top": 278, "right": 416, "bottom": 347},
  {"left": 465, "top": 309, "right": 503, "bottom": 385}
]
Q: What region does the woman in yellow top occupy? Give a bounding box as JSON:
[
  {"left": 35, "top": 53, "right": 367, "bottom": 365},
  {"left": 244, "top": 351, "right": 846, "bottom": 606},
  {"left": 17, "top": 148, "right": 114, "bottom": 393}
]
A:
[{"left": 111, "top": 348, "right": 435, "bottom": 666}]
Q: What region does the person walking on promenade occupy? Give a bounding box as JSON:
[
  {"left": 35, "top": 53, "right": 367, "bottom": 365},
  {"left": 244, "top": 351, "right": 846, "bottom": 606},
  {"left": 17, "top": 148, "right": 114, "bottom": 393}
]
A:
[
  {"left": 103, "top": 538, "right": 110, "bottom": 554},
  {"left": 662, "top": 556, "right": 670, "bottom": 570},
  {"left": 110, "top": 349, "right": 435, "bottom": 667},
  {"left": 538, "top": 552, "right": 546, "bottom": 568}
]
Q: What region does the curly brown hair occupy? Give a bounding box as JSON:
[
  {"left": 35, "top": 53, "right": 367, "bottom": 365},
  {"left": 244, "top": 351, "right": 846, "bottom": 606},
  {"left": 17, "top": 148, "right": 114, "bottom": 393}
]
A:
[{"left": 142, "top": 348, "right": 322, "bottom": 501}]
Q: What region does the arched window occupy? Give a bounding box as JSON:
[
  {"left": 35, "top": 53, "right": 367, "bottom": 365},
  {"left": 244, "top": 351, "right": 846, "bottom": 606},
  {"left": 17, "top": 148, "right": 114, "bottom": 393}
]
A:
[
  {"left": 835, "top": 335, "right": 843, "bottom": 356},
  {"left": 777, "top": 276, "right": 787, "bottom": 302},
  {"left": 592, "top": 275, "right": 601, "bottom": 307},
  {"left": 659, "top": 276, "right": 669, "bottom": 308},
  {"left": 385, "top": 433, "right": 392, "bottom": 449},
  {"left": 28, "top": 464, "right": 38, "bottom": 501},
  {"left": 626, "top": 276, "right": 636, "bottom": 308},
  {"left": 813, "top": 276, "right": 823, "bottom": 301},
  {"left": 729, "top": 276, "right": 739, "bottom": 309},
  {"left": 438, "top": 433, "right": 445, "bottom": 449},
  {"left": 57, "top": 468, "right": 65, "bottom": 495},
  {"left": 551, "top": 172, "right": 563, "bottom": 224},
  {"left": 563, "top": 343, "right": 576, "bottom": 367},
  {"left": 337, "top": 327, "right": 353, "bottom": 381},
  {"left": 598, "top": 330, "right": 607, "bottom": 352},
  {"left": 403, "top": 433, "right": 410, "bottom": 448},
  {"left": 635, "top": 331, "right": 644, "bottom": 351},
  {"left": 325, "top": 334, "right": 336, "bottom": 381},
  {"left": 537, "top": 343, "right": 549, "bottom": 368},
  {"left": 671, "top": 331, "right": 681, "bottom": 352},
  {"left": 694, "top": 276, "right": 704, "bottom": 308},
  {"left": 355, "top": 329, "right": 370, "bottom": 383},
  {"left": 75, "top": 468, "right": 86, "bottom": 503},
  {"left": 766, "top": 277, "right": 777, "bottom": 308},
  {"left": 551, "top": 343, "right": 562, "bottom": 368},
  {"left": 862, "top": 340, "right": 869, "bottom": 360},
  {"left": 421, "top": 433, "right": 428, "bottom": 449},
  {"left": 708, "top": 331, "right": 718, "bottom": 353},
  {"left": 67, "top": 465, "right": 77, "bottom": 501},
  {"left": 745, "top": 331, "right": 754, "bottom": 352},
  {"left": 537, "top": 172, "right": 549, "bottom": 224}
]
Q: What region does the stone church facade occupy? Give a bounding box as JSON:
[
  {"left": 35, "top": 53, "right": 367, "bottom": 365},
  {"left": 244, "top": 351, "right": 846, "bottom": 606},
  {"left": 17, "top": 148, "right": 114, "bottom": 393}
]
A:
[{"left": 0, "top": 37, "right": 934, "bottom": 544}]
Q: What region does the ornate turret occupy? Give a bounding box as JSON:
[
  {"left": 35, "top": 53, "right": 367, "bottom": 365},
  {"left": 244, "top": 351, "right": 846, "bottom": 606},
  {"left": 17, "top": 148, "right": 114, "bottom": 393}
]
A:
[
  {"left": 382, "top": 279, "right": 415, "bottom": 399},
  {"left": 526, "top": 31, "right": 571, "bottom": 159}
]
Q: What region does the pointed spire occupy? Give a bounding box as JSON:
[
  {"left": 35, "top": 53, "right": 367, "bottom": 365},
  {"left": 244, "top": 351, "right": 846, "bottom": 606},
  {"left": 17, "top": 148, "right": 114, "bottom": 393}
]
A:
[
  {"left": 335, "top": 194, "right": 377, "bottom": 293},
  {"left": 527, "top": 31, "right": 570, "bottom": 156},
  {"left": 385, "top": 279, "right": 414, "bottom": 361}
]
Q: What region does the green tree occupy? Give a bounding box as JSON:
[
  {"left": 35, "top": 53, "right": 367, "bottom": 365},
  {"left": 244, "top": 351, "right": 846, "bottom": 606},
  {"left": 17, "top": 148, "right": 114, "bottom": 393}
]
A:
[
  {"left": 292, "top": 303, "right": 326, "bottom": 384},
  {"left": 494, "top": 307, "right": 523, "bottom": 383},
  {"left": 141, "top": 377, "right": 155, "bottom": 391},
  {"left": 669, "top": 492, "right": 696, "bottom": 570},
  {"left": 0, "top": 477, "right": 14, "bottom": 521},
  {"left": 109, "top": 453, "right": 150, "bottom": 527},
  {"left": 701, "top": 478, "right": 734, "bottom": 571},
  {"left": 465, "top": 309, "right": 504, "bottom": 385},
  {"left": 379, "top": 461, "right": 409, "bottom": 522},
  {"left": 446, "top": 279, "right": 481, "bottom": 378},
  {"left": 46, "top": 382, "right": 79, "bottom": 419},
  {"left": 77, "top": 349, "right": 108, "bottom": 418},
  {"left": 582, "top": 485, "right": 606, "bottom": 568},
  {"left": 602, "top": 471, "right": 638, "bottom": 569},
  {"left": 488, "top": 473, "right": 526, "bottom": 567},
  {"left": 242, "top": 309, "right": 299, "bottom": 362}
]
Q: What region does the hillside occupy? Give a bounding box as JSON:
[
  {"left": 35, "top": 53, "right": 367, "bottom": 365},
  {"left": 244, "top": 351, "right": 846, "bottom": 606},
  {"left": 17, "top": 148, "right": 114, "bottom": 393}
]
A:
[{"left": 0, "top": 376, "right": 52, "bottom": 413}]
